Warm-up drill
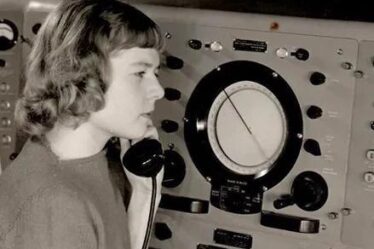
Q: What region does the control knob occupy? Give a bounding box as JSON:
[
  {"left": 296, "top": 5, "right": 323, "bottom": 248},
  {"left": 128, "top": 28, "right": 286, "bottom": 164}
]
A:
[
  {"left": 161, "top": 119, "right": 179, "bottom": 133},
  {"left": 274, "top": 171, "right": 328, "bottom": 211},
  {"left": 162, "top": 144, "right": 186, "bottom": 188},
  {"left": 164, "top": 87, "right": 181, "bottom": 101},
  {"left": 291, "top": 48, "right": 309, "bottom": 61},
  {"left": 306, "top": 105, "right": 323, "bottom": 119},
  {"left": 154, "top": 222, "right": 172, "bottom": 240},
  {"left": 304, "top": 139, "right": 322, "bottom": 156},
  {"left": 165, "top": 55, "right": 184, "bottom": 70},
  {"left": 309, "top": 72, "right": 326, "bottom": 85},
  {"left": 188, "top": 39, "right": 202, "bottom": 50}
]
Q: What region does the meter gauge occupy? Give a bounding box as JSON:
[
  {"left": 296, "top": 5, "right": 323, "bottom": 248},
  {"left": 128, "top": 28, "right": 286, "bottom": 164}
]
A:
[
  {"left": 0, "top": 19, "right": 18, "bottom": 51},
  {"left": 207, "top": 80, "right": 287, "bottom": 176},
  {"left": 184, "top": 61, "right": 303, "bottom": 191}
]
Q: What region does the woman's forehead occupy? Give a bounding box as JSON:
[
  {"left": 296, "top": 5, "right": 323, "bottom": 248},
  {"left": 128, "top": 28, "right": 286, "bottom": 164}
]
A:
[{"left": 110, "top": 47, "right": 160, "bottom": 66}]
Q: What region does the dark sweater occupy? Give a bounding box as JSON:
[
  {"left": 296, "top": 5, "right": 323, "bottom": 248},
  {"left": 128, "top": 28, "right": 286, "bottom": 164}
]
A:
[{"left": 0, "top": 139, "right": 130, "bottom": 249}]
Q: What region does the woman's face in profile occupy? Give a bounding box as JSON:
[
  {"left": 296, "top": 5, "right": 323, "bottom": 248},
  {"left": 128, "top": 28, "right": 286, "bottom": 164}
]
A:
[{"left": 88, "top": 47, "right": 164, "bottom": 140}]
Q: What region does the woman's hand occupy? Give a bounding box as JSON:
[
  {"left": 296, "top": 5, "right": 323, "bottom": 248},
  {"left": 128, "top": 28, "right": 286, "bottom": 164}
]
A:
[
  {"left": 120, "top": 124, "right": 164, "bottom": 249},
  {"left": 119, "top": 125, "right": 164, "bottom": 194}
]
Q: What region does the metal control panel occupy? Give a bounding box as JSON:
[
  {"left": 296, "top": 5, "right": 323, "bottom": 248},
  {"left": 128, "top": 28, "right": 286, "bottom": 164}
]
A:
[
  {"left": 0, "top": 11, "right": 23, "bottom": 171},
  {"left": 137, "top": 5, "right": 374, "bottom": 249},
  {"left": 1, "top": 1, "right": 374, "bottom": 249}
]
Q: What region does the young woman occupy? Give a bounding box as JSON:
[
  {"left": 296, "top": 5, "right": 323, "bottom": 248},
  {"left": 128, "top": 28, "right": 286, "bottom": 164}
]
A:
[{"left": 0, "top": 0, "right": 165, "bottom": 248}]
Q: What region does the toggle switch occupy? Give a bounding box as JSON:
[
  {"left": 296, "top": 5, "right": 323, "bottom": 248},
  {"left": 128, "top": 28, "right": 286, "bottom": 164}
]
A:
[
  {"left": 1, "top": 135, "right": 11, "bottom": 145},
  {"left": 0, "top": 82, "right": 10, "bottom": 93},
  {"left": 1, "top": 117, "right": 11, "bottom": 127},
  {"left": 0, "top": 101, "right": 11, "bottom": 110}
]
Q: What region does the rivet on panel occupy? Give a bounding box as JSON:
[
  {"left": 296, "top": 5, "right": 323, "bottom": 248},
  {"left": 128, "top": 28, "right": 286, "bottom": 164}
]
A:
[
  {"left": 165, "top": 32, "right": 172, "bottom": 39},
  {"left": 337, "top": 48, "right": 344, "bottom": 55},
  {"left": 341, "top": 62, "right": 353, "bottom": 70},
  {"left": 353, "top": 70, "right": 364, "bottom": 79}
]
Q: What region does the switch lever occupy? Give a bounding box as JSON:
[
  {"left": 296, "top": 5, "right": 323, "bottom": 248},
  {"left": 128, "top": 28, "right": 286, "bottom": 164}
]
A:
[{"left": 159, "top": 194, "right": 209, "bottom": 213}]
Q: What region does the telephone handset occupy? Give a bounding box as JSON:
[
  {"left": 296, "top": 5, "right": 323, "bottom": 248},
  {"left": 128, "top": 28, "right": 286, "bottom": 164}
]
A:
[
  {"left": 121, "top": 138, "right": 165, "bottom": 249},
  {"left": 122, "top": 138, "right": 165, "bottom": 177}
]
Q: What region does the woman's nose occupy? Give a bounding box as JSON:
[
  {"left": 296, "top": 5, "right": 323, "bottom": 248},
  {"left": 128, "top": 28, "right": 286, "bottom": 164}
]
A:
[{"left": 149, "top": 78, "right": 165, "bottom": 101}]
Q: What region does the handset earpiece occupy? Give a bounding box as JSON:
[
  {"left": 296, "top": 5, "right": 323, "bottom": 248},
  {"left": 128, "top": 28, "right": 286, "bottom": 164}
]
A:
[{"left": 122, "top": 138, "right": 164, "bottom": 178}]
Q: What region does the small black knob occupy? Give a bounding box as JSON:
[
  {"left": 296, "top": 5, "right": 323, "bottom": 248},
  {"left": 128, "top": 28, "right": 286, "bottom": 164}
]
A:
[
  {"left": 188, "top": 39, "right": 202, "bottom": 50},
  {"left": 32, "top": 23, "right": 42, "bottom": 35},
  {"left": 309, "top": 72, "right": 326, "bottom": 85},
  {"left": 161, "top": 119, "right": 179, "bottom": 133},
  {"left": 306, "top": 105, "right": 323, "bottom": 119},
  {"left": 154, "top": 222, "right": 172, "bottom": 240},
  {"left": 304, "top": 139, "right": 321, "bottom": 156},
  {"left": 9, "top": 152, "right": 18, "bottom": 160},
  {"left": 166, "top": 55, "right": 184, "bottom": 70},
  {"left": 0, "top": 59, "right": 5, "bottom": 67},
  {"left": 164, "top": 87, "right": 181, "bottom": 101},
  {"left": 292, "top": 48, "right": 309, "bottom": 61}
]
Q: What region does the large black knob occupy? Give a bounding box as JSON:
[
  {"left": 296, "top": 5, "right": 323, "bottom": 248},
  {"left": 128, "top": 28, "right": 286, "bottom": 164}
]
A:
[
  {"left": 273, "top": 171, "right": 328, "bottom": 212},
  {"left": 164, "top": 87, "right": 181, "bottom": 101},
  {"left": 309, "top": 72, "right": 326, "bottom": 85},
  {"left": 292, "top": 171, "right": 328, "bottom": 211},
  {"left": 154, "top": 222, "right": 172, "bottom": 240},
  {"left": 162, "top": 146, "right": 186, "bottom": 188},
  {"left": 306, "top": 105, "right": 323, "bottom": 119},
  {"left": 161, "top": 119, "right": 179, "bottom": 133},
  {"left": 166, "top": 55, "right": 184, "bottom": 70}
]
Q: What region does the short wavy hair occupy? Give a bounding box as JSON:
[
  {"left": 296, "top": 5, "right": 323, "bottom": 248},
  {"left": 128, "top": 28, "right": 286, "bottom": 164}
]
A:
[{"left": 15, "top": 0, "right": 164, "bottom": 140}]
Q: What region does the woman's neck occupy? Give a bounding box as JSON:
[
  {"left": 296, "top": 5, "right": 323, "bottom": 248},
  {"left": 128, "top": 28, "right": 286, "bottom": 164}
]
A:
[{"left": 45, "top": 121, "right": 111, "bottom": 160}]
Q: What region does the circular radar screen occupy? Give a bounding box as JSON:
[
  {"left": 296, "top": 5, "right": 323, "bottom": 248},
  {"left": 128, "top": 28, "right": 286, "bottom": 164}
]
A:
[
  {"left": 184, "top": 61, "right": 303, "bottom": 190},
  {"left": 208, "top": 81, "right": 287, "bottom": 175}
]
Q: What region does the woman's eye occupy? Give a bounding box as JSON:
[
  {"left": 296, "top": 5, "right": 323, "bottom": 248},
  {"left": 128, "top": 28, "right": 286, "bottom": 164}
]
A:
[{"left": 135, "top": 71, "right": 146, "bottom": 78}]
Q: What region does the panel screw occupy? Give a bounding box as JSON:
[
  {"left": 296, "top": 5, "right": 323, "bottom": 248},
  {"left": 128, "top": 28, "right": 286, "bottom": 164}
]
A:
[
  {"left": 341, "top": 208, "right": 352, "bottom": 216},
  {"left": 353, "top": 70, "right": 364, "bottom": 78},
  {"left": 341, "top": 62, "right": 353, "bottom": 70},
  {"left": 327, "top": 212, "right": 339, "bottom": 220}
]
